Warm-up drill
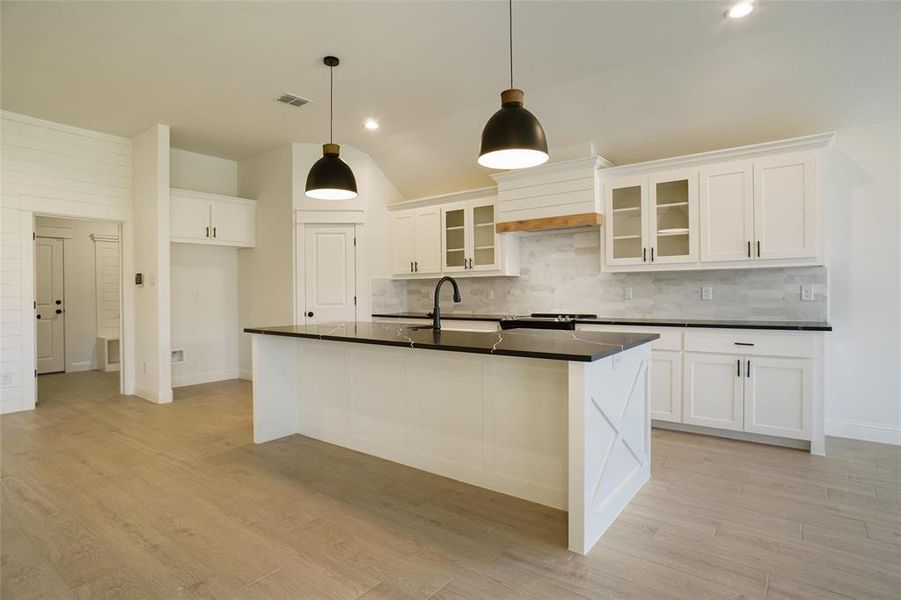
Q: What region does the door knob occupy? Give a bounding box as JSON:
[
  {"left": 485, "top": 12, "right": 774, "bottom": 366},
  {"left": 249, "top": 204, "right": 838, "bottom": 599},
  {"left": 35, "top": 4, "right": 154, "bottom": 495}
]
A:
[
  {"left": 306, "top": 311, "right": 314, "bottom": 317},
  {"left": 55, "top": 300, "right": 62, "bottom": 305},
  {"left": 55, "top": 309, "right": 63, "bottom": 314},
  {"left": 36, "top": 314, "right": 41, "bottom": 319}
]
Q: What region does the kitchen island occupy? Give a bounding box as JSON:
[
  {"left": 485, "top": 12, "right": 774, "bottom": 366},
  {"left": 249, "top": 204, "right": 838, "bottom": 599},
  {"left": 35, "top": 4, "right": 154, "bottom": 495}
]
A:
[{"left": 245, "top": 321, "right": 658, "bottom": 554}]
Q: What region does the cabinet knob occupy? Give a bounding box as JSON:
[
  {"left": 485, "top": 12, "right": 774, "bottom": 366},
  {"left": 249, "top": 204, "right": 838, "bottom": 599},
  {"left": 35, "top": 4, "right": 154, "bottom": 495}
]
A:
[{"left": 306, "top": 311, "right": 314, "bottom": 318}]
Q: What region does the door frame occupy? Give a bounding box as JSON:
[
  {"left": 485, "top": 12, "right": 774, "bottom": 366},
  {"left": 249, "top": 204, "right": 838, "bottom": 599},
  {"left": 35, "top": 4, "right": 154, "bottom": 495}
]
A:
[
  {"left": 23, "top": 212, "right": 132, "bottom": 409},
  {"left": 294, "top": 210, "right": 366, "bottom": 325}
]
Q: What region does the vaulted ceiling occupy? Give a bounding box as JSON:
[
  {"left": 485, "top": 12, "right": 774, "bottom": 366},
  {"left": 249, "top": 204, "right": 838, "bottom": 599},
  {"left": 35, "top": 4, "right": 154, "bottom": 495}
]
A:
[{"left": 2, "top": 1, "right": 898, "bottom": 198}]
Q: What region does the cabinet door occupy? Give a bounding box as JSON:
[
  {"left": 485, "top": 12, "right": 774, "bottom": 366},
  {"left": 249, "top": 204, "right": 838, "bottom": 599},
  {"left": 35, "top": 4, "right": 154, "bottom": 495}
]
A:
[
  {"left": 441, "top": 202, "right": 468, "bottom": 273},
  {"left": 413, "top": 207, "right": 442, "bottom": 275},
  {"left": 170, "top": 195, "right": 211, "bottom": 242},
  {"left": 604, "top": 177, "right": 648, "bottom": 267},
  {"left": 648, "top": 169, "right": 697, "bottom": 264},
  {"left": 391, "top": 211, "right": 415, "bottom": 276},
  {"left": 744, "top": 356, "right": 812, "bottom": 440},
  {"left": 470, "top": 199, "right": 500, "bottom": 271},
  {"left": 210, "top": 201, "right": 254, "bottom": 246},
  {"left": 699, "top": 161, "right": 754, "bottom": 263},
  {"left": 651, "top": 350, "right": 682, "bottom": 423},
  {"left": 683, "top": 352, "right": 743, "bottom": 431},
  {"left": 753, "top": 152, "right": 817, "bottom": 260}
]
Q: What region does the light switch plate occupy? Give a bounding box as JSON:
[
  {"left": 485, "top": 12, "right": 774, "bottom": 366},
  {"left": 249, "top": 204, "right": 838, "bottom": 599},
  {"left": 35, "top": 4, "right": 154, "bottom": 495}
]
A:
[
  {"left": 702, "top": 286, "right": 713, "bottom": 301},
  {"left": 801, "top": 284, "right": 815, "bottom": 301},
  {"left": 623, "top": 287, "right": 632, "bottom": 300}
]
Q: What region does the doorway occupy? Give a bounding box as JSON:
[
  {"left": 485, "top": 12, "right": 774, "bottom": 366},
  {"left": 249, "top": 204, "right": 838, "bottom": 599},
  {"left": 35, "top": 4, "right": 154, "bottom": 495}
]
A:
[
  {"left": 300, "top": 223, "right": 357, "bottom": 324},
  {"left": 34, "top": 216, "right": 123, "bottom": 403}
]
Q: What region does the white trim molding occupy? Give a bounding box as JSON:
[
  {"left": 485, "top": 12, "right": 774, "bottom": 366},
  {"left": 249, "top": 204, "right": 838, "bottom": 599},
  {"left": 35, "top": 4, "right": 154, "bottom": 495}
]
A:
[
  {"left": 827, "top": 419, "right": 901, "bottom": 446},
  {"left": 35, "top": 224, "right": 73, "bottom": 239}
]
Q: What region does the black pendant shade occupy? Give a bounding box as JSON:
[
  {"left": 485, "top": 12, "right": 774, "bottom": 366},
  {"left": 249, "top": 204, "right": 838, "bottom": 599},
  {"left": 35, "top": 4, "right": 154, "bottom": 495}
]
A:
[
  {"left": 478, "top": 88, "right": 548, "bottom": 169},
  {"left": 305, "top": 143, "right": 357, "bottom": 200},
  {"left": 477, "top": 0, "right": 549, "bottom": 170},
  {"left": 305, "top": 56, "right": 358, "bottom": 200}
]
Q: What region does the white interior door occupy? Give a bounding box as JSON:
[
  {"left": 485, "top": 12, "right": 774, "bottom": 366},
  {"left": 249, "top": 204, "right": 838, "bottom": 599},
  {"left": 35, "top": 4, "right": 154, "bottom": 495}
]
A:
[
  {"left": 303, "top": 224, "right": 356, "bottom": 324},
  {"left": 35, "top": 237, "right": 65, "bottom": 374}
]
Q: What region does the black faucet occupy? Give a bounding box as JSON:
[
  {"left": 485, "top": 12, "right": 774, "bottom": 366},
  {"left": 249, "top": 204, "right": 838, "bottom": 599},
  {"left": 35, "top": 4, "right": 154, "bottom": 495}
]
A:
[{"left": 432, "top": 276, "right": 462, "bottom": 331}]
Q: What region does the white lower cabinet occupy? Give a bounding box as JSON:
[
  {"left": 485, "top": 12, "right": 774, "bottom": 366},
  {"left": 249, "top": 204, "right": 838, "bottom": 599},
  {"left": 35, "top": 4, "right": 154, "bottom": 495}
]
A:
[
  {"left": 650, "top": 350, "right": 682, "bottom": 422},
  {"left": 744, "top": 356, "right": 812, "bottom": 440},
  {"left": 576, "top": 323, "right": 824, "bottom": 452},
  {"left": 683, "top": 352, "right": 744, "bottom": 431}
]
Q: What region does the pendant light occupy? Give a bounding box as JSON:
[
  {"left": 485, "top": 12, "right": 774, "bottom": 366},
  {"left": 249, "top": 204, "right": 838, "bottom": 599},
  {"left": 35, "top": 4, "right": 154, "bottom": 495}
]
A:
[
  {"left": 305, "top": 56, "right": 357, "bottom": 200},
  {"left": 478, "top": 0, "right": 548, "bottom": 170}
]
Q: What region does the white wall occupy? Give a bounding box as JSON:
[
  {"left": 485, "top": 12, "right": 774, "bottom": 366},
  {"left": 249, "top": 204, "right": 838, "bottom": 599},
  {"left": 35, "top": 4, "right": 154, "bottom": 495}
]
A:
[
  {"left": 170, "top": 148, "right": 237, "bottom": 196},
  {"left": 169, "top": 148, "right": 241, "bottom": 387},
  {"left": 131, "top": 125, "right": 171, "bottom": 404},
  {"left": 237, "top": 145, "right": 295, "bottom": 378},
  {"left": 34, "top": 216, "right": 119, "bottom": 372},
  {"left": 170, "top": 243, "right": 239, "bottom": 386},
  {"left": 0, "top": 110, "right": 134, "bottom": 414}
]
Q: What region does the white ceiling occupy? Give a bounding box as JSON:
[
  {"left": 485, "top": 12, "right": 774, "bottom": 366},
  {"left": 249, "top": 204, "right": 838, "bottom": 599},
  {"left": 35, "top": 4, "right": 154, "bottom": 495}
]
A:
[{"left": 2, "top": 1, "right": 898, "bottom": 198}]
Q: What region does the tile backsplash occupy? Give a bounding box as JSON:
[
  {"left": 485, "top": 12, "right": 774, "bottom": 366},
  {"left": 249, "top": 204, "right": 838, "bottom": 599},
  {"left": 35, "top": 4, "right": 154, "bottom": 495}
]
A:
[{"left": 390, "top": 229, "right": 828, "bottom": 322}]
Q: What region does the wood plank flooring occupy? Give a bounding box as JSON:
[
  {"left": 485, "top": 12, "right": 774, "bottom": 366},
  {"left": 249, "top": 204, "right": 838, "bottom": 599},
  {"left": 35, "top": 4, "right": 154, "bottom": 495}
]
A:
[{"left": 2, "top": 370, "right": 899, "bottom": 599}]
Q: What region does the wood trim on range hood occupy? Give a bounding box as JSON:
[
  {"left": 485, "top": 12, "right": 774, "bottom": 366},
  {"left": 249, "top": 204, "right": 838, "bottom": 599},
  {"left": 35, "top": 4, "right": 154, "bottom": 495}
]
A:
[{"left": 496, "top": 212, "right": 603, "bottom": 233}]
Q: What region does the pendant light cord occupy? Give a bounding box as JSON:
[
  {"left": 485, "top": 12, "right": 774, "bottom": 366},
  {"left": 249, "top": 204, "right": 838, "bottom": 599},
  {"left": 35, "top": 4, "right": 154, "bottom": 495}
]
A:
[
  {"left": 509, "top": 0, "right": 514, "bottom": 89},
  {"left": 329, "top": 64, "right": 334, "bottom": 144}
]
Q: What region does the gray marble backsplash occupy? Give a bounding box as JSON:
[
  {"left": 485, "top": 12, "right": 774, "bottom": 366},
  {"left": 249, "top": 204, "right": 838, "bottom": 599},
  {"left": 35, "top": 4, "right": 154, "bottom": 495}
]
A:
[{"left": 395, "top": 229, "right": 828, "bottom": 322}]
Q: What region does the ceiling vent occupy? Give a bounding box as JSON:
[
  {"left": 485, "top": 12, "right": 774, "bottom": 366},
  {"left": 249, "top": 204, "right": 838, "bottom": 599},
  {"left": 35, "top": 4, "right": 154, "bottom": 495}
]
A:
[{"left": 276, "top": 93, "right": 311, "bottom": 107}]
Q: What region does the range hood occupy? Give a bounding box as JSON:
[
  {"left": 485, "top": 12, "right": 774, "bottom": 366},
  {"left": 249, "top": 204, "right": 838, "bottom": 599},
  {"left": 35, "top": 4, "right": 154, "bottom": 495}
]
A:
[{"left": 491, "top": 156, "right": 612, "bottom": 233}]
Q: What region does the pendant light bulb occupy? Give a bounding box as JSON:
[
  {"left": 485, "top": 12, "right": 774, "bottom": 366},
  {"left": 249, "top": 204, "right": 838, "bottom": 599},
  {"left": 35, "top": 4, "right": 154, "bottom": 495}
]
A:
[
  {"left": 478, "top": 0, "right": 548, "bottom": 170},
  {"left": 306, "top": 56, "right": 358, "bottom": 200}
]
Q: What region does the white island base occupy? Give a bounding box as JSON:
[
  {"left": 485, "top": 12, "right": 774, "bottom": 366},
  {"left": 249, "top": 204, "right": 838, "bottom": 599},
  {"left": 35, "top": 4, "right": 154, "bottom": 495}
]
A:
[{"left": 251, "top": 334, "right": 651, "bottom": 554}]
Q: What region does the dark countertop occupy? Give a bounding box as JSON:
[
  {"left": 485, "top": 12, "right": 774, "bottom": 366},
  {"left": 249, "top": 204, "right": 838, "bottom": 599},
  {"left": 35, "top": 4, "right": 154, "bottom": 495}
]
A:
[
  {"left": 371, "top": 312, "right": 832, "bottom": 332},
  {"left": 244, "top": 322, "right": 659, "bottom": 362}
]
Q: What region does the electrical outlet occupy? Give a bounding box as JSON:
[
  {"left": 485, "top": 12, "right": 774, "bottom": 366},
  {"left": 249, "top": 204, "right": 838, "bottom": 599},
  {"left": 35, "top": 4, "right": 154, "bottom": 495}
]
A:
[
  {"left": 801, "top": 284, "right": 815, "bottom": 301},
  {"left": 702, "top": 286, "right": 713, "bottom": 301},
  {"left": 623, "top": 287, "right": 633, "bottom": 300},
  {"left": 0, "top": 374, "right": 11, "bottom": 386},
  {"left": 142, "top": 361, "right": 147, "bottom": 373}
]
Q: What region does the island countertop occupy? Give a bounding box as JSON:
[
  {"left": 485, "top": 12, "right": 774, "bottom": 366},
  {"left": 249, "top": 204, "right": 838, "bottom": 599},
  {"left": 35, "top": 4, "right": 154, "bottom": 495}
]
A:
[{"left": 244, "top": 322, "right": 658, "bottom": 362}]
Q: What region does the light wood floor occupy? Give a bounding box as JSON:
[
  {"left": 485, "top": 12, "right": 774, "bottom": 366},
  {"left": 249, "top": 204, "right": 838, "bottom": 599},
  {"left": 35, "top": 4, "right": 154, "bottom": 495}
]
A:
[{"left": 2, "top": 371, "right": 899, "bottom": 599}]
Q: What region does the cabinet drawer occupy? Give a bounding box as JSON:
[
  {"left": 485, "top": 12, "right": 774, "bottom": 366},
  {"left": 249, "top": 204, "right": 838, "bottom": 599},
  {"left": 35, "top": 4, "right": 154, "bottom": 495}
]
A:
[
  {"left": 683, "top": 331, "right": 815, "bottom": 358},
  {"left": 577, "top": 324, "right": 681, "bottom": 351}
]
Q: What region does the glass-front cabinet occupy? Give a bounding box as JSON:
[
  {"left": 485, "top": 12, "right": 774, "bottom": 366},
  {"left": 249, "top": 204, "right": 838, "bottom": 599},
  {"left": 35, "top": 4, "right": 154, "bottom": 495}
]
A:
[
  {"left": 441, "top": 196, "right": 501, "bottom": 273},
  {"left": 604, "top": 169, "right": 697, "bottom": 268}
]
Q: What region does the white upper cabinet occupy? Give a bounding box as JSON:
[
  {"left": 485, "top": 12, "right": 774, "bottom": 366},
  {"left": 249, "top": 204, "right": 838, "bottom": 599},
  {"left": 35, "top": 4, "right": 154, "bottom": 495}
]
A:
[
  {"left": 170, "top": 188, "right": 255, "bottom": 247},
  {"left": 391, "top": 192, "right": 518, "bottom": 279},
  {"left": 604, "top": 175, "right": 647, "bottom": 267},
  {"left": 604, "top": 169, "right": 697, "bottom": 267},
  {"left": 648, "top": 169, "right": 698, "bottom": 265},
  {"left": 602, "top": 134, "right": 830, "bottom": 272},
  {"left": 391, "top": 207, "right": 442, "bottom": 277},
  {"left": 413, "top": 207, "right": 442, "bottom": 276},
  {"left": 753, "top": 152, "right": 817, "bottom": 260},
  {"left": 699, "top": 161, "right": 754, "bottom": 262}
]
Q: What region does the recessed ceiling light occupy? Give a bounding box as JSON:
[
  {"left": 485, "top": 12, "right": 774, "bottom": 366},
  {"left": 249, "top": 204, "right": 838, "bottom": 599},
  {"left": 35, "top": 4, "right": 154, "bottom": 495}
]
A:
[
  {"left": 364, "top": 118, "right": 379, "bottom": 130},
  {"left": 725, "top": 2, "right": 754, "bottom": 18}
]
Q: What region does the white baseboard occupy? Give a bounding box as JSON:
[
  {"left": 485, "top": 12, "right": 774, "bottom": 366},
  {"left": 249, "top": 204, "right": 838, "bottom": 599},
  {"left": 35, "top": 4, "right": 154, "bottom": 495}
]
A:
[
  {"left": 67, "top": 361, "right": 94, "bottom": 372},
  {"left": 826, "top": 419, "right": 901, "bottom": 446},
  {"left": 239, "top": 368, "right": 253, "bottom": 381},
  {"left": 133, "top": 384, "right": 173, "bottom": 404},
  {"left": 172, "top": 369, "right": 240, "bottom": 388}
]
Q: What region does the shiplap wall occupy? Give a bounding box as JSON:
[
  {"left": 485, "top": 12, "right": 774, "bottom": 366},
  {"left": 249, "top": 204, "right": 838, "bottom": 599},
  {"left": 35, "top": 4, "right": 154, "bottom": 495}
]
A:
[{"left": 0, "top": 111, "right": 132, "bottom": 413}]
